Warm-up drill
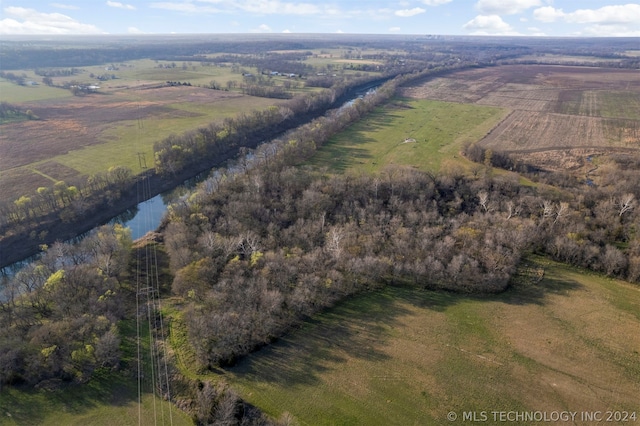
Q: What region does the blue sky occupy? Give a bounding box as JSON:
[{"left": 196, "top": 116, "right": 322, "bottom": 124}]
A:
[{"left": 1, "top": 1, "right": 639, "bottom": 36}]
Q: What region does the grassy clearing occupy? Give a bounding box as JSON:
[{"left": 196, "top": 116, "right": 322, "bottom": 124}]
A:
[
  {"left": 49, "top": 95, "right": 279, "bottom": 176},
  {"left": 223, "top": 257, "right": 640, "bottom": 425},
  {"left": 0, "top": 80, "right": 72, "bottom": 103},
  {"left": 0, "top": 371, "right": 191, "bottom": 426},
  {"left": 310, "top": 98, "right": 506, "bottom": 174}
]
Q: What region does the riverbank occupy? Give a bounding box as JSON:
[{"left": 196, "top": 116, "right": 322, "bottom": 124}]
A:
[{"left": 0, "top": 78, "right": 394, "bottom": 269}]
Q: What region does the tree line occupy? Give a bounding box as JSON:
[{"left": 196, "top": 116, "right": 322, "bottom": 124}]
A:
[
  {"left": 1, "top": 52, "right": 638, "bottom": 424},
  {"left": 160, "top": 151, "right": 638, "bottom": 371},
  {"left": 0, "top": 102, "right": 36, "bottom": 121},
  {"left": 0, "top": 50, "right": 521, "bottom": 269}
]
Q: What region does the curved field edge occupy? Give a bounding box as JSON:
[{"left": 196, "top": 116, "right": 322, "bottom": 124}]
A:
[{"left": 217, "top": 257, "right": 640, "bottom": 425}]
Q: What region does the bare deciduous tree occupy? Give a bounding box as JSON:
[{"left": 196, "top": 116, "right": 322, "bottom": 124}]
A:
[{"left": 618, "top": 193, "right": 635, "bottom": 217}]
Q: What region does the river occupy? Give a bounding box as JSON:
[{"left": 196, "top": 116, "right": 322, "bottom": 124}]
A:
[{"left": 0, "top": 84, "right": 380, "bottom": 277}]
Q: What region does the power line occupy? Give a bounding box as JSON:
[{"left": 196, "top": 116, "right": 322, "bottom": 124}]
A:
[{"left": 135, "top": 79, "right": 173, "bottom": 426}]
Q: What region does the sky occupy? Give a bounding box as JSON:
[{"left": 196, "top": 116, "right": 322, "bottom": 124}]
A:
[{"left": 1, "top": 1, "right": 639, "bottom": 37}]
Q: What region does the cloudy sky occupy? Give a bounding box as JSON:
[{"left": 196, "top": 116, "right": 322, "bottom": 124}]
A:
[{"left": 1, "top": 1, "right": 639, "bottom": 37}]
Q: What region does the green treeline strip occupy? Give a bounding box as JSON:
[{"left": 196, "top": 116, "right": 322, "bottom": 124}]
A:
[
  {"left": 0, "top": 101, "right": 37, "bottom": 122},
  {"left": 0, "top": 60, "right": 469, "bottom": 259}
]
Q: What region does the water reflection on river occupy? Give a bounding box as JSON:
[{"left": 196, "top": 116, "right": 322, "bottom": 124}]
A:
[{"left": 1, "top": 84, "right": 379, "bottom": 277}]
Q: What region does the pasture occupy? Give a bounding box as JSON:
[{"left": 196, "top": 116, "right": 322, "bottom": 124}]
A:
[
  {"left": 310, "top": 98, "right": 506, "bottom": 174},
  {"left": 401, "top": 65, "right": 640, "bottom": 172},
  {"left": 0, "top": 377, "right": 190, "bottom": 426},
  {"left": 226, "top": 257, "right": 640, "bottom": 425},
  {"left": 0, "top": 63, "right": 284, "bottom": 203}
]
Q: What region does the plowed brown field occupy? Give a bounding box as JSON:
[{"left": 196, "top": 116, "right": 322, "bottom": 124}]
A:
[
  {"left": 0, "top": 85, "right": 277, "bottom": 202},
  {"left": 401, "top": 65, "right": 640, "bottom": 171}
]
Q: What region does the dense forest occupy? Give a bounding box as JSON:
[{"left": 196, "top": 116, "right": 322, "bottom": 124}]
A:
[{"left": 158, "top": 139, "right": 639, "bottom": 371}]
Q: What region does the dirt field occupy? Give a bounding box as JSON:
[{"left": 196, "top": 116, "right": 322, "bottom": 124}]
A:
[
  {"left": 0, "top": 85, "right": 277, "bottom": 202},
  {"left": 401, "top": 65, "right": 640, "bottom": 171}
]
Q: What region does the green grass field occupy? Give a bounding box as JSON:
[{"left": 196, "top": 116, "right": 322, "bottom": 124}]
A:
[
  {"left": 224, "top": 257, "right": 640, "bottom": 425},
  {"left": 0, "top": 80, "right": 73, "bottom": 103},
  {"left": 599, "top": 92, "right": 640, "bottom": 120},
  {"left": 48, "top": 95, "right": 280, "bottom": 176},
  {"left": 310, "top": 98, "right": 506, "bottom": 174},
  {"left": 0, "top": 371, "right": 191, "bottom": 426}
]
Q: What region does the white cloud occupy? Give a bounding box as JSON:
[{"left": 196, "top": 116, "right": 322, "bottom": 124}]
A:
[
  {"left": 151, "top": 0, "right": 332, "bottom": 16},
  {"left": 395, "top": 7, "right": 426, "bottom": 17},
  {"left": 149, "top": 1, "right": 392, "bottom": 23},
  {"left": 282, "top": 29, "right": 291, "bottom": 33},
  {"left": 197, "top": 0, "right": 321, "bottom": 15},
  {"left": 534, "top": 4, "right": 640, "bottom": 36},
  {"left": 389, "top": 26, "right": 401, "bottom": 32},
  {"left": 128, "top": 26, "right": 145, "bottom": 34},
  {"left": 422, "top": 0, "right": 452, "bottom": 5},
  {"left": 570, "top": 4, "right": 640, "bottom": 24},
  {"left": 533, "top": 6, "right": 565, "bottom": 22},
  {"left": 476, "top": 0, "right": 542, "bottom": 15},
  {"left": 527, "top": 26, "right": 546, "bottom": 36},
  {"left": 535, "top": 4, "right": 640, "bottom": 24},
  {"left": 250, "top": 23, "right": 272, "bottom": 33},
  {"left": 150, "top": 2, "right": 221, "bottom": 13},
  {"left": 579, "top": 24, "right": 640, "bottom": 37},
  {"left": 106, "top": 1, "right": 136, "bottom": 10},
  {"left": 463, "top": 14, "right": 520, "bottom": 35},
  {"left": 50, "top": 3, "right": 80, "bottom": 10},
  {"left": 0, "top": 6, "right": 102, "bottom": 34}
]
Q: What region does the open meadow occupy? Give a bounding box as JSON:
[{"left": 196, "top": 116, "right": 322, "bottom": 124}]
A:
[
  {"left": 310, "top": 98, "right": 507, "bottom": 174},
  {"left": 400, "top": 65, "right": 640, "bottom": 172},
  {"left": 225, "top": 257, "right": 640, "bottom": 425}
]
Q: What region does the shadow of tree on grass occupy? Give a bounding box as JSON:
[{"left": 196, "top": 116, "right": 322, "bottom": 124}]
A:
[{"left": 228, "top": 257, "right": 588, "bottom": 390}]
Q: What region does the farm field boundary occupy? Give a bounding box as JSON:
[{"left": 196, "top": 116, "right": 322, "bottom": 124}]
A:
[
  {"left": 225, "top": 257, "right": 640, "bottom": 425},
  {"left": 0, "top": 85, "right": 281, "bottom": 203},
  {"left": 401, "top": 65, "right": 640, "bottom": 172},
  {"left": 309, "top": 98, "right": 506, "bottom": 174}
]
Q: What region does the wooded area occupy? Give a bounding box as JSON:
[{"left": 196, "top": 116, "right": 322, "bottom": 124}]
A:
[{"left": 2, "top": 35, "right": 639, "bottom": 425}]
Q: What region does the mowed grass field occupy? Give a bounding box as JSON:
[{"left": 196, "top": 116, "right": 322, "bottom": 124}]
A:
[
  {"left": 225, "top": 257, "right": 640, "bottom": 425},
  {"left": 310, "top": 98, "right": 507, "bottom": 174}
]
